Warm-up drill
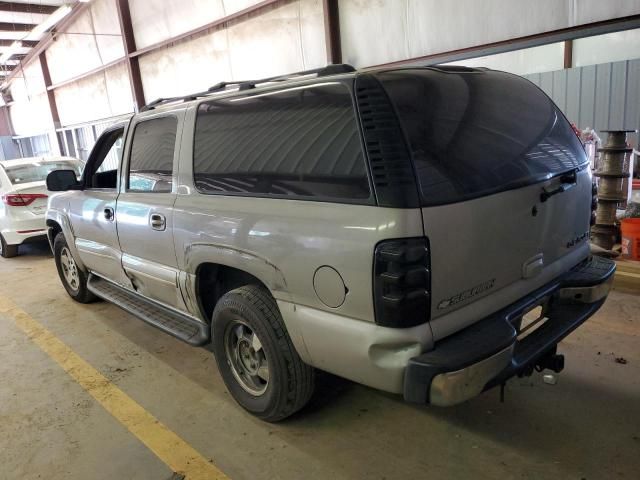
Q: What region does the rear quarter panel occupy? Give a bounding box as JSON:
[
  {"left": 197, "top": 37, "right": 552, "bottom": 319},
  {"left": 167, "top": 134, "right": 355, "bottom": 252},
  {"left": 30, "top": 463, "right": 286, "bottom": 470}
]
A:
[
  {"left": 173, "top": 106, "right": 424, "bottom": 323},
  {"left": 173, "top": 195, "right": 424, "bottom": 323}
]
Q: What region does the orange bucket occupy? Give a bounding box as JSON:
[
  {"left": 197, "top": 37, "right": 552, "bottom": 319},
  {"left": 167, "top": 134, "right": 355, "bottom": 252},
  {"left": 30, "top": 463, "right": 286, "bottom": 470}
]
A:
[{"left": 621, "top": 218, "right": 640, "bottom": 260}]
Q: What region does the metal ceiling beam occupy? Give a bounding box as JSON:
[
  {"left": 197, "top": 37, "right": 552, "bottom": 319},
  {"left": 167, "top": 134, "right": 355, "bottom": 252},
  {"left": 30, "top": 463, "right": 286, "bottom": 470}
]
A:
[
  {"left": 115, "top": 0, "right": 145, "bottom": 111},
  {"left": 0, "top": 22, "right": 36, "bottom": 31},
  {"left": 0, "top": 64, "right": 16, "bottom": 71},
  {"left": 2, "top": 2, "right": 88, "bottom": 85},
  {"left": 0, "top": 2, "right": 57, "bottom": 15},
  {"left": 322, "top": 0, "right": 342, "bottom": 64},
  {"left": 371, "top": 14, "right": 640, "bottom": 68}
]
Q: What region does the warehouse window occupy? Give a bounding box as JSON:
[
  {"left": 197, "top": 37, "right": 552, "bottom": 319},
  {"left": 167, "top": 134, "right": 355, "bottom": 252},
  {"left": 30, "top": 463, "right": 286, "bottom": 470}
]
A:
[
  {"left": 128, "top": 116, "right": 177, "bottom": 193},
  {"left": 193, "top": 83, "right": 371, "bottom": 203}
]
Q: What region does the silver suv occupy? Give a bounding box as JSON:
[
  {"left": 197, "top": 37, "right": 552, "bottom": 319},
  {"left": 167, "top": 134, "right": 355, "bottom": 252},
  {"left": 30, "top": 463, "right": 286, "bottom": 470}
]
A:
[{"left": 46, "top": 64, "right": 615, "bottom": 421}]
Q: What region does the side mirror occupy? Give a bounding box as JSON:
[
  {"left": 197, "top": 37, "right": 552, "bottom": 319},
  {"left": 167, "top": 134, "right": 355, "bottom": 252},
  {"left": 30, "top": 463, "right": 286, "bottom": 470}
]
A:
[{"left": 46, "top": 169, "right": 81, "bottom": 192}]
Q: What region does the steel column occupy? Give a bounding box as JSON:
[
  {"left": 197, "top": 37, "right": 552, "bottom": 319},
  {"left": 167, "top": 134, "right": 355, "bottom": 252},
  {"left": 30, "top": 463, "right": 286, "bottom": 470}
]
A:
[
  {"left": 39, "top": 52, "right": 64, "bottom": 154},
  {"left": 564, "top": 39, "right": 573, "bottom": 69},
  {"left": 115, "top": 0, "right": 145, "bottom": 111},
  {"left": 323, "top": 0, "right": 342, "bottom": 64}
]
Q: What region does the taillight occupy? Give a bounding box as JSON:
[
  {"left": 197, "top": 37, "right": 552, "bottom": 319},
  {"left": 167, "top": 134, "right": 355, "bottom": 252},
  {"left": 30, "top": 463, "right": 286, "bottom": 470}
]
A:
[
  {"left": 373, "top": 237, "right": 431, "bottom": 328},
  {"left": 1, "top": 193, "right": 48, "bottom": 207}
]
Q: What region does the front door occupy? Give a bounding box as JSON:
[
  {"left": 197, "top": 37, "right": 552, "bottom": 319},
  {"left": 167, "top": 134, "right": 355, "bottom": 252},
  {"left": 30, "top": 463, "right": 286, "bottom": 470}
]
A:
[
  {"left": 116, "top": 112, "right": 185, "bottom": 310},
  {"left": 69, "top": 125, "right": 131, "bottom": 288}
]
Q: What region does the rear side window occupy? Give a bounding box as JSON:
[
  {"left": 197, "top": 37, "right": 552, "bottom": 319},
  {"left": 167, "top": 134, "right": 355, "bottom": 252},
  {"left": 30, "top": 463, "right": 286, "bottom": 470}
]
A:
[
  {"left": 128, "top": 116, "right": 177, "bottom": 193},
  {"left": 193, "top": 83, "right": 371, "bottom": 202},
  {"left": 377, "top": 69, "right": 587, "bottom": 206},
  {"left": 4, "top": 160, "right": 83, "bottom": 185}
]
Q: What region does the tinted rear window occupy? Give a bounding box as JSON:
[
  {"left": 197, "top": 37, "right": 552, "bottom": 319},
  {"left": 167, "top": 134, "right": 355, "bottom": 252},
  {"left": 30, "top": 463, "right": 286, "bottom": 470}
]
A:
[
  {"left": 4, "top": 160, "right": 83, "bottom": 185},
  {"left": 193, "top": 83, "right": 371, "bottom": 202},
  {"left": 377, "top": 69, "right": 587, "bottom": 206}
]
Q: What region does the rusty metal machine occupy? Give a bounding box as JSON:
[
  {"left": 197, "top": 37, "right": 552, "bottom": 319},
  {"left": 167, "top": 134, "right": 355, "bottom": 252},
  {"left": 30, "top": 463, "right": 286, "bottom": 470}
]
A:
[{"left": 591, "top": 130, "right": 634, "bottom": 250}]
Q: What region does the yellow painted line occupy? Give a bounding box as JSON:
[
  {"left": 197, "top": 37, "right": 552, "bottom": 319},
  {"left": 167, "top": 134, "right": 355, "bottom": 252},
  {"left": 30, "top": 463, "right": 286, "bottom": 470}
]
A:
[{"left": 0, "top": 296, "right": 229, "bottom": 480}]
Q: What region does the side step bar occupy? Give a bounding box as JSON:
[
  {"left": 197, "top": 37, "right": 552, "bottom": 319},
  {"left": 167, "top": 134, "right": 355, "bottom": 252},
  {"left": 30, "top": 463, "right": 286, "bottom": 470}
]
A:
[{"left": 87, "top": 274, "right": 210, "bottom": 346}]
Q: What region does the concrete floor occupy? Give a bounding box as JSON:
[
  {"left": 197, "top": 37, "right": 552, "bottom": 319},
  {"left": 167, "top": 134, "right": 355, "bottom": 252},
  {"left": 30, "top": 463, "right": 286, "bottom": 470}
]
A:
[{"left": 1, "top": 242, "right": 638, "bottom": 480}]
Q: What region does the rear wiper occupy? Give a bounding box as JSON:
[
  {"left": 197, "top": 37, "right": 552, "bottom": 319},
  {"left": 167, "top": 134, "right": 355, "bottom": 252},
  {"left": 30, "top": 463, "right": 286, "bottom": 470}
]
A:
[{"left": 540, "top": 169, "right": 578, "bottom": 203}]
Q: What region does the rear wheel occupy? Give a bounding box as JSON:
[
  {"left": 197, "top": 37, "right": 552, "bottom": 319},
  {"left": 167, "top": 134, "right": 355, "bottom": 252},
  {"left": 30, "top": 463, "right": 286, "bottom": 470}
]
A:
[
  {"left": 212, "top": 285, "right": 314, "bottom": 422},
  {"left": 0, "top": 234, "right": 18, "bottom": 258},
  {"left": 53, "top": 232, "right": 96, "bottom": 303}
]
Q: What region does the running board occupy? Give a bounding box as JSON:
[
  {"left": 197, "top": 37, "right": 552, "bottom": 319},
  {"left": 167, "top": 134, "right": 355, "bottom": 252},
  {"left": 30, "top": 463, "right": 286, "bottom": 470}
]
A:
[{"left": 87, "top": 274, "right": 210, "bottom": 346}]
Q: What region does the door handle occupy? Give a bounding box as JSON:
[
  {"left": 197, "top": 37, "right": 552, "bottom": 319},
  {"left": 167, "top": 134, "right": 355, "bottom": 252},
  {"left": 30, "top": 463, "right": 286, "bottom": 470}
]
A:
[
  {"left": 104, "top": 207, "right": 115, "bottom": 221},
  {"left": 150, "top": 213, "right": 166, "bottom": 231},
  {"left": 540, "top": 169, "right": 578, "bottom": 202}
]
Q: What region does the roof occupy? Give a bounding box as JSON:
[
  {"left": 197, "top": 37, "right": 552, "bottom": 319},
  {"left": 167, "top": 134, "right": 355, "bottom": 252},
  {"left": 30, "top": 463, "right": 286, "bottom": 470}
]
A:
[{"left": 135, "top": 64, "right": 490, "bottom": 117}]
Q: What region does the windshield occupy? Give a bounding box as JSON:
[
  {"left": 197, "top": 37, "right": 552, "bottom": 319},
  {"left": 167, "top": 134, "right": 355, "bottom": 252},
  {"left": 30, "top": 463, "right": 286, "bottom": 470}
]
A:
[
  {"left": 377, "top": 68, "right": 587, "bottom": 206},
  {"left": 3, "top": 160, "right": 83, "bottom": 185}
]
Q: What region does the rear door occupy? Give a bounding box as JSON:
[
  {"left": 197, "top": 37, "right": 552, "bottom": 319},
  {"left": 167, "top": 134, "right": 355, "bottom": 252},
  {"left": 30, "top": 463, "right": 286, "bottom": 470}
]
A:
[
  {"left": 116, "top": 111, "right": 185, "bottom": 309},
  {"left": 378, "top": 68, "right": 591, "bottom": 337}
]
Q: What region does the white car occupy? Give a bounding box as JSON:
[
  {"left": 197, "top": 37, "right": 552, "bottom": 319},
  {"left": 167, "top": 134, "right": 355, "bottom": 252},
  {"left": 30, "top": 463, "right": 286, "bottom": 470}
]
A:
[{"left": 0, "top": 156, "right": 83, "bottom": 258}]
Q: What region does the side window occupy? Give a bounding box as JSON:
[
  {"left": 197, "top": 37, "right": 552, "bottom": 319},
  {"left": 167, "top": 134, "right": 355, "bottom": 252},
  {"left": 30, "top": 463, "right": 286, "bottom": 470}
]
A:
[
  {"left": 193, "top": 83, "right": 371, "bottom": 202},
  {"left": 85, "top": 128, "right": 123, "bottom": 190},
  {"left": 97, "top": 135, "right": 123, "bottom": 173},
  {"left": 128, "top": 116, "right": 177, "bottom": 193}
]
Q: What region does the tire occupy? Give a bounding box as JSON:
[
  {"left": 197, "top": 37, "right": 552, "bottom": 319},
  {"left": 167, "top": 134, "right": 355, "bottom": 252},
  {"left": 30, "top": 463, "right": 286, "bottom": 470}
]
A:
[
  {"left": 212, "top": 285, "right": 314, "bottom": 422},
  {"left": 53, "top": 232, "right": 96, "bottom": 303},
  {"left": 0, "top": 234, "right": 19, "bottom": 258}
]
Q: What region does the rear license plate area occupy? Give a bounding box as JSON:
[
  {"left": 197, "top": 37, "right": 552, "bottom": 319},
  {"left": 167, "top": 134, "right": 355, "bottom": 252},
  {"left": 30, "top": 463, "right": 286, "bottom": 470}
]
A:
[{"left": 516, "top": 299, "right": 550, "bottom": 340}]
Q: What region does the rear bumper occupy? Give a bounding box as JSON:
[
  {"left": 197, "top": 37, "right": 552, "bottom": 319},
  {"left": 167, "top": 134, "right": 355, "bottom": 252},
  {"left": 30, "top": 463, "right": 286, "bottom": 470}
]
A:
[
  {"left": 2, "top": 217, "right": 47, "bottom": 245},
  {"left": 404, "top": 255, "right": 615, "bottom": 406}
]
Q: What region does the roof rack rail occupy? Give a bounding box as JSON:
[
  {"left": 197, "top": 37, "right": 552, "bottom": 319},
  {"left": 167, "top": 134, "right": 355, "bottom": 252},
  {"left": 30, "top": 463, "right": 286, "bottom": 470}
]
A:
[
  {"left": 238, "top": 63, "right": 356, "bottom": 88},
  {"left": 140, "top": 63, "right": 356, "bottom": 112}
]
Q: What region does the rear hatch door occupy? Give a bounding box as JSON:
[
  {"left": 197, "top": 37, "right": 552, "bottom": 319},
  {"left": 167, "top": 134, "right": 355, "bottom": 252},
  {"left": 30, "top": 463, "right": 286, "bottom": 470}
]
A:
[{"left": 378, "top": 68, "right": 591, "bottom": 339}]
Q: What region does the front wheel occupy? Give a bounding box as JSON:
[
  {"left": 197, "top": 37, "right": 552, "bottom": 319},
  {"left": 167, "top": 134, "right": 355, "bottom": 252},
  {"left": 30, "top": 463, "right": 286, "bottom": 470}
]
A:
[
  {"left": 53, "top": 232, "right": 96, "bottom": 303},
  {"left": 212, "top": 285, "right": 314, "bottom": 422}
]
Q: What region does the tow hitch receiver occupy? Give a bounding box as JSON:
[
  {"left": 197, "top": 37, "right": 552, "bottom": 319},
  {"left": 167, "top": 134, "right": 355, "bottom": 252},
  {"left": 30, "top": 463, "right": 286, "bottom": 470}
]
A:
[
  {"left": 519, "top": 347, "right": 565, "bottom": 377},
  {"left": 536, "top": 350, "right": 565, "bottom": 373}
]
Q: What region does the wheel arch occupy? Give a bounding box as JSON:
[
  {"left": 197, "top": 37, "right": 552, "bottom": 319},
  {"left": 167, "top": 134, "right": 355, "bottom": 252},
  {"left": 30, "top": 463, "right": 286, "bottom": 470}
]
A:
[
  {"left": 194, "top": 262, "right": 272, "bottom": 321},
  {"left": 45, "top": 218, "right": 62, "bottom": 250},
  {"left": 184, "top": 244, "right": 291, "bottom": 317},
  {"left": 45, "top": 211, "right": 86, "bottom": 271}
]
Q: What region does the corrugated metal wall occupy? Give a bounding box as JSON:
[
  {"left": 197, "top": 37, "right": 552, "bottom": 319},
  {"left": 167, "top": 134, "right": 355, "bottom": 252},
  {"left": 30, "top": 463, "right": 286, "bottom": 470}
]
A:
[{"left": 525, "top": 59, "right": 640, "bottom": 141}]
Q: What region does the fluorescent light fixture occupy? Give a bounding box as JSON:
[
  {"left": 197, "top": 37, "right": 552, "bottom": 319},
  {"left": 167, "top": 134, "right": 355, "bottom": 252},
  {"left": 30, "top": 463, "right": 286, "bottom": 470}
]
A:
[
  {"left": 0, "top": 41, "right": 22, "bottom": 65},
  {"left": 0, "top": 3, "right": 74, "bottom": 73},
  {"left": 25, "top": 4, "right": 73, "bottom": 41}
]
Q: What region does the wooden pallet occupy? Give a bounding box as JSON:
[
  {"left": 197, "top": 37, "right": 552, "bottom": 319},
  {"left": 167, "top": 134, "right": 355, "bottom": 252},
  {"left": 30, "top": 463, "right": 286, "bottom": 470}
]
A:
[{"left": 614, "top": 258, "right": 640, "bottom": 292}]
